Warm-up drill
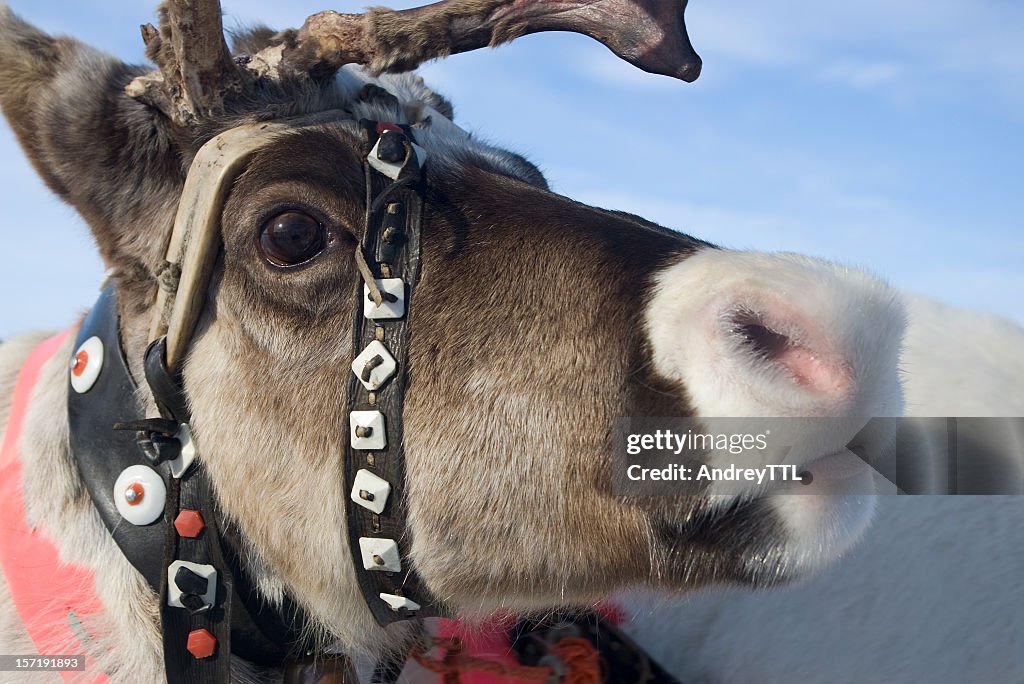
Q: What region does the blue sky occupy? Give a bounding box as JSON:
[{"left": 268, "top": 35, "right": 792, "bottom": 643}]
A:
[{"left": 1, "top": 0, "right": 1021, "bottom": 339}]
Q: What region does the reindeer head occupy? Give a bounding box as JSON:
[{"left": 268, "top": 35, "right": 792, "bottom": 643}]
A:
[{"left": 0, "top": 0, "right": 902, "bottom": 657}]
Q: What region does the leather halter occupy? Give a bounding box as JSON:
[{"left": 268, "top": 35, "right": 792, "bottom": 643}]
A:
[{"left": 65, "top": 111, "right": 441, "bottom": 682}]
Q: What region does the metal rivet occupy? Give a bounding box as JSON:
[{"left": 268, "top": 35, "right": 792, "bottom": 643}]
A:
[
  {"left": 368, "top": 392, "right": 377, "bottom": 405},
  {"left": 124, "top": 482, "right": 144, "bottom": 505},
  {"left": 386, "top": 203, "right": 400, "bottom": 215},
  {"left": 380, "top": 264, "right": 393, "bottom": 278},
  {"left": 355, "top": 426, "right": 373, "bottom": 439},
  {"left": 372, "top": 515, "right": 381, "bottom": 532},
  {"left": 375, "top": 327, "right": 386, "bottom": 342},
  {"left": 366, "top": 454, "right": 375, "bottom": 465},
  {"left": 372, "top": 554, "right": 385, "bottom": 566},
  {"left": 359, "top": 489, "right": 375, "bottom": 502}
]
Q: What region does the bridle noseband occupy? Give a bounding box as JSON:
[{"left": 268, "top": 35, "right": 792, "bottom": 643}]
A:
[{"left": 67, "top": 111, "right": 441, "bottom": 683}]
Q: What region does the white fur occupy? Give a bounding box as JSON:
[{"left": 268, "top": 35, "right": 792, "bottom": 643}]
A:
[
  {"left": 645, "top": 249, "right": 905, "bottom": 573},
  {"left": 646, "top": 249, "right": 905, "bottom": 421}
]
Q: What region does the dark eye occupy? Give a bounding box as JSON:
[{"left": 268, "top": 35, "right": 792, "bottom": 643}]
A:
[{"left": 258, "top": 211, "right": 326, "bottom": 266}]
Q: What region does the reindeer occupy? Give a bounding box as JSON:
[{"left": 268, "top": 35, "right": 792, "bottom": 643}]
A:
[{"left": 0, "top": 1, "right": 1021, "bottom": 683}]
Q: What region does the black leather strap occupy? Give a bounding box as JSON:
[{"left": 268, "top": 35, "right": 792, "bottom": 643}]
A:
[
  {"left": 144, "top": 337, "right": 191, "bottom": 423},
  {"left": 67, "top": 287, "right": 169, "bottom": 589},
  {"left": 160, "top": 465, "right": 234, "bottom": 683},
  {"left": 344, "top": 121, "right": 445, "bottom": 625}
]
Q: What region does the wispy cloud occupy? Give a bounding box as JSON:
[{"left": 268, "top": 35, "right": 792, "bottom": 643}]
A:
[
  {"left": 687, "top": 0, "right": 1024, "bottom": 103},
  {"left": 818, "top": 60, "right": 907, "bottom": 91}
]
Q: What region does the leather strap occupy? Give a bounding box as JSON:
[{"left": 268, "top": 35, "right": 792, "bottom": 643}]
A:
[
  {"left": 343, "top": 121, "right": 444, "bottom": 625},
  {"left": 68, "top": 288, "right": 170, "bottom": 590},
  {"left": 159, "top": 463, "right": 234, "bottom": 683}
]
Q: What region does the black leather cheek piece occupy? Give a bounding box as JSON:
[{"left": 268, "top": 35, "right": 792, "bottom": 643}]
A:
[
  {"left": 67, "top": 287, "right": 314, "bottom": 681},
  {"left": 67, "top": 287, "right": 170, "bottom": 589}
]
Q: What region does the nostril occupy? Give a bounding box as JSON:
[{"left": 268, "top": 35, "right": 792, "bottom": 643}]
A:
[
  {"left": 732, "top": 313, "right": 791, "bottom": 361},
  {"left": 727, "top": 307, "right": 851, "bottom": 398}
]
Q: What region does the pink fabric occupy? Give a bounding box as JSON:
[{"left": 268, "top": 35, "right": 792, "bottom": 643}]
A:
[
  {"left": 0, "top": 331, "right": 107, "bottom": 682},
  {"left": 436, "top": 614, "right": 522, "bottom": 683},
  {"left": 433, "top": 603, "right": 624, "bottom": 683}
]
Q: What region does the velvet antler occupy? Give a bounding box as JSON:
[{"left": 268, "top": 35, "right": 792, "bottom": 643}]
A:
[
  {"left": 126, "top": 0, "right": 243, "bottom": 126},
  {"left": 278, "top": 0, "right": 701, "bottom": 82},
  {"left": 127, "top": 0, "right": 701, "bottom": 126}
]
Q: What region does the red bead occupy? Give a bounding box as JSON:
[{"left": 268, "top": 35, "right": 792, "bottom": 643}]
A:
[
  {"left": 186, "top": 629, "right": 217, "bottom": 659},
  {"left": 174, "top": 509, "right": 205, "bottom": 538},
  {"left": 72, "top": 351, "right": 88, "bottom": 377},
  {"left": 376, "top": 122, "right": 402, "bottom": 135}
]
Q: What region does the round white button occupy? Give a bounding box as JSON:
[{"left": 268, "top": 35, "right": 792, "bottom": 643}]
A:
[
  {"left": 113, "top": 465, "right": 166, "bottom": 526},
  {"left": 69, "top": 336, "right": 104, "bottom": 394}
]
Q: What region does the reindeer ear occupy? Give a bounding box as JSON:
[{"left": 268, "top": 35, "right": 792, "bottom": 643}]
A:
[{"left": 0, "top": 7, "right": 183, "bottom": 281}]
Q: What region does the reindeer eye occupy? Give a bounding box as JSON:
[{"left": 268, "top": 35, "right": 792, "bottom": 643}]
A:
[{"left": 259, "top": 211, "right": 326, "bottom": 267}]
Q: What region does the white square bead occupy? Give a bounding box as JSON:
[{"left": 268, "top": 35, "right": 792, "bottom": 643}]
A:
[
  {"left": 350, "top": 410, "right": 386, "bottom": 450},
  {"left": 167, "top": 561, "right": 217, "bottom": 609},
  {"left": 359, "top": 537, "right": 402, "bottom": 572},
  {"left": 380, "top": 593, "right": 421, "bottom": 613},
  {"left": 351, "top": 341, "right": 398, "bottom": 391},
  {"left": 367, "top": 139, "right": 427, "bottom": 180},
  {"left": 363, "top": 279, "right": 405, "bottom": 320},
  {"left": 350, "top": 468, "right": 391, "bottom": 514},
  {"left": 168, "top": 423, "right": 197, "bottom": 479}
]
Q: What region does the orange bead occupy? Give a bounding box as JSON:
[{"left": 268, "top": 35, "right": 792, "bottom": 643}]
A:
[
  {"left": 174, "top": 509, "right": 205, "bottom": 538},
  {"left": 71, "top": 351, "right": 88, "bottom": 377},
  {"left": 186, "top": 629, "right": 217, "bottom": 659}
]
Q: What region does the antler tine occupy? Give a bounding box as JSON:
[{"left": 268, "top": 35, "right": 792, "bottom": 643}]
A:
[
  {"left": 277, "top": 0, "right": 701, "bottom": 83},
  {"left": 127, "top": 0, "right": 242, "bottom": 127}
]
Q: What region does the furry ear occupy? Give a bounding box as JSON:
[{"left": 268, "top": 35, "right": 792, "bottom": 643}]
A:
[
  {"left": 228, "top": 25, "right": 280, "bottom": 58},
  {"left": 0, "top": 6, "right": 184, "bottom": 284}
]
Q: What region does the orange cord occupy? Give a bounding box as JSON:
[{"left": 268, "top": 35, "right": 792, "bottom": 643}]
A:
[
  {"left": 410, "top": 634, "right": 602, "bottom": 684},
  {"left": 548, "top": 637, "right": 603, "bottom": 684}
]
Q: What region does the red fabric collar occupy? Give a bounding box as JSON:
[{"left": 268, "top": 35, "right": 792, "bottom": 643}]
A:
[{"left": 0, "top": 331, "right": 107, "bottom": 682}]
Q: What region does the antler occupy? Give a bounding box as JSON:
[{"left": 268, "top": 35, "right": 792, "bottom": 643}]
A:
[
  {"left": 280, "top": 0, "right": 701, "bottom": 82},
  {"left": 127, "top": 0, "right": 243, "bottom": 127},
  {"left": 127, "top": 0, "right": 700, "bottom": 126}
]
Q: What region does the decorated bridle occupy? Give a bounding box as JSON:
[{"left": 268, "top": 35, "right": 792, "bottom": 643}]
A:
[{"left": 67, "top": 109, "right": 440, "bottom": 682}]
